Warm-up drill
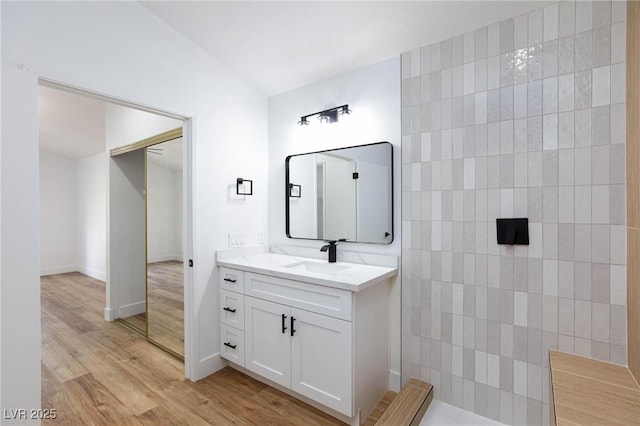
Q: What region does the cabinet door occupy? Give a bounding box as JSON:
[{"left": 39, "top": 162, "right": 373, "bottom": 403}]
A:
[
  {"left": 245, "top": 296, "right": 291, "bottom": 388},
  {"left": 290, "top": 308, "right": 352, "bottom": 416}
]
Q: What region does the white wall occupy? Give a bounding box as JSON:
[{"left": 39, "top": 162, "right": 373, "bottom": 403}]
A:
[
  {"left": 147, "top": 161, "right": 182, "bottom": 262},
  {"left": 106, "top": 104, "right": 181, "bottom": 147},
  {"left": 1, "top": 3, "right": 268, "bottom": 413},
  {"left": 76, "top": 152, "right": 106, "bottom": 281},
  {"left": 1, "top": 66, "right": 41, "bottom": 424},
  {"left": 39, "top": 150, "right": 106, "bottom": 281},
  {"left": 268, "top": 58, "right": 402, "bottom": 387},
  {"left": 39, "top": 150, "right": 77, "bottom": 275},
  {"left": 110, "top": 149, "right": 146, "bottom": 318}
]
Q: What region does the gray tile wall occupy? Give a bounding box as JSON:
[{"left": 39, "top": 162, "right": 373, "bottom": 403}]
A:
[{"left": 400, "top": 1, "right": 627, "bottom": 424}]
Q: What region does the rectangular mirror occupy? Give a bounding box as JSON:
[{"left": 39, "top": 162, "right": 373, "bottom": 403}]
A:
[{"left": 286, "top": 142, "right": 393, "bottom": 244}]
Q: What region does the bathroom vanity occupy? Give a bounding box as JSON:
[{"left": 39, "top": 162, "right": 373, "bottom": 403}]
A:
[{"left": 216, "top": 249, "right": 398, "bottom": 425}]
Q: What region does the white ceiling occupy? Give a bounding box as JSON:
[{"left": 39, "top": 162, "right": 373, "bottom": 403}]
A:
[
  {"left": 142, "top": 1, "right": 549, "bottom": 96},
  {"left": 40, "top": 1, "right": 550, "bottom": 159},
  {"left": 38, "top": 85, "right": 107, "bottom": 159}
]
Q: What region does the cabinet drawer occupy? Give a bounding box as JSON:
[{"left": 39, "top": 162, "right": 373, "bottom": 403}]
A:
[
  {"left": 220, "top": 325, "right": 244, "bottom": 366},
  {"left": 245, "top": 272, "right": 352, "bottom": 321},
  {"left": 220, "top": 267, "right": 244, "bottom": 293},
  {"left": 220, "top": 289, "right": 244, "bottom": 330}
]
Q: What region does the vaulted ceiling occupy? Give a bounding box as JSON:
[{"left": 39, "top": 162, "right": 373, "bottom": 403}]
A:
[
  {"left": 142, "top": 1, "right": 548, "bottom": 96},
  {"left": 40, "top": 1, "right": 549, "bottom": 159}
]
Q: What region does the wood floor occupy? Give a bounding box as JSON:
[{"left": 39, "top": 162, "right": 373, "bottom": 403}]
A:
[
  {"left": 125, "top": 260, "right": 185, "bottom": 356},
  {"left": 41, "top": 272, "right": 345, "bottom": 425},
  {"left": 147, "top": 261, "right": 184, "bottom": 356}
]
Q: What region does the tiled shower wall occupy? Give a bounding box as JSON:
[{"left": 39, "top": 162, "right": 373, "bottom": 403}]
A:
[{"left": 400, "top": 1, "right": 627, "bottom": 424}]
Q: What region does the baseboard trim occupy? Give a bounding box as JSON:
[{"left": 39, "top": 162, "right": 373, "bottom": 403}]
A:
[
  {"left": 104, "top": 307, "right": 114, "bottom": 322},
  {"left": 389, "top": 370, "right": 401, "bottom": 392},
  {"left": 148, "top": 255, "right": 182, "bottom": 263},
  {"left": 190, "top": 352, "right": 226, "bottom": 381},
  {"left": 77, "top": 265, "right": 106, "bottom": 282},
  {"left": 118, "top": 301, "right": 145, "bottom": 317},
  {"left": 40, "top": 265, "right": 76, "bottom": 276}
]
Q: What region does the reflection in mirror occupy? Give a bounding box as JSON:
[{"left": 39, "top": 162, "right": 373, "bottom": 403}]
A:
[
  {"left": 110, "top": 126, "right": 185, "bottom": 361},
  {"left": 146, "top": 138, "right": 184, "bottom": 357},
  {"left": 286, "top": 142, "right": 393, "bottom": 244},
  {"left": 111, "top": 148, "right": 147, "bottom": 335}
]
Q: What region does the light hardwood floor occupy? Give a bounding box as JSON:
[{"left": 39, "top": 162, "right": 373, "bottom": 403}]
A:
[
  {"left": 41, "top": 272, "right": 345, "bottom": 425},
  {"left": 125, "top": 260, "right": 185, "bottom": 356},
  {"left": 147, "top": 260, "right": 184, "bottom": 356}
]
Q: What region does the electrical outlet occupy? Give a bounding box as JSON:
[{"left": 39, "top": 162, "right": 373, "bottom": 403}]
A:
[{"left": 257, "top": 231, "right": 264, "bottom": 245}]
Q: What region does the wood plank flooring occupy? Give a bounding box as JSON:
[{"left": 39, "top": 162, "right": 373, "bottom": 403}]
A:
[
  {"left": 125, "top": 260, "right": 185, "bottom": 356},
  {"left": 147, "top": 261, "right": 184, "bottom": 356},
  {"left": 41, "top": 272, "right": 345, "bottom": 425}
]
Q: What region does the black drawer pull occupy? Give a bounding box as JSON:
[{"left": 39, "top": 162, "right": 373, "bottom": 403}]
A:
[
  {"left": 291, "top": 316, "right": 296, "bottom": 336},
  {"left": 224, "top": 342, "right": 237, "bottom": 349},
  {"left": 223, "top": 277, "right": 237, "bottom": 283},
  {"left": 282, "top": 313, "right": 288, "bottom": 334},
  {"left": 223, "top": 307, "right": 236, "bottom": 313}
]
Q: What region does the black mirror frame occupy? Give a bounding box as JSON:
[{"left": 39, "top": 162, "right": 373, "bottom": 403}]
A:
[{"left": 285, "top": 141, "right": 394, "bottom": 245}]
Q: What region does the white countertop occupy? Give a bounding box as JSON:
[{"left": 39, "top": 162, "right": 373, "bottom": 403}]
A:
[{"left": 217, "top": 252, "right": 398, "bottom": 292}]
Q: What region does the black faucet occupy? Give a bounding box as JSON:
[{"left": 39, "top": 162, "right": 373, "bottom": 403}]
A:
[{"left": 320, "top": 240, "right": 338, "bottom": 263}]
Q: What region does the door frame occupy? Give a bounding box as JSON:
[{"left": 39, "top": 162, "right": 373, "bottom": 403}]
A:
[{"left": 38, "top": 77, "right": 196, "bottom": 379}]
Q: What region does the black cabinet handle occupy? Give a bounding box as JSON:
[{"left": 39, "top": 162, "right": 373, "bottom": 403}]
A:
[
  {"left": 223, "top": 277, "right": 237, "bottom": 283},
  {"left": 223, "top": 307, "right": 236, "bottom": 313},
  {"left": 290, "top": 316, "right": 296, "bottom": 336},
  {"left": 282, "top": 313, "right": 288, "bottom": 334},
  {"left": 224, "top": 342, "right": 237, "bottom": 349}
]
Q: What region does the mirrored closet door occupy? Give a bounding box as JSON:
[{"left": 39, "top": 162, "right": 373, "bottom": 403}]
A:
[
  {"left": 111, "top": 127, "right": 185, "bottom": 360},
  {"left": 146, "top": 137, "right": 184, "bottom": 357}
]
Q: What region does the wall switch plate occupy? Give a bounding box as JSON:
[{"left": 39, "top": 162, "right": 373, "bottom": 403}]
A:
[
  {"left": 257, "top": 231, "right": 264, "bottom": 245},
  {"left": 228, "top": 233, "right": 246, "bottom": 248}
]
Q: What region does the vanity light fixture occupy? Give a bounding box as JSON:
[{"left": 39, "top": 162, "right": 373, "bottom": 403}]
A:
[
  {"left": 298, "top": 104, "right": 351, "bottom": 126},
  {"left": 236, "top": 178, "right": 253, "bottom": 195},
  {"left": 298, "top": 116, "right": 310, "bottom": 126}
]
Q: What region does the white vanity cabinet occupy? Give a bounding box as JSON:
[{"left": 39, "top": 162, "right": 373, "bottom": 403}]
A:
[
  {"left": 219, "top": 267, "right": 246, "bottom": 366},
  {"left": 244, "top": 296, "right": 291, "bottom": 387},
  {"left": 289, "top": 307, "right": 352, "bottom": 414},
  {"left": 244, "top": 294, "right": 352, "bottom": 415},
  {"left": 217, "top": 261, "right": 392, "bottom": 424}
]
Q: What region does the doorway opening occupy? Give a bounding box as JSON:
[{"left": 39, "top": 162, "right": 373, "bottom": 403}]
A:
[{"left": 38, "top": 79, "right": 193, "bottom": 371}]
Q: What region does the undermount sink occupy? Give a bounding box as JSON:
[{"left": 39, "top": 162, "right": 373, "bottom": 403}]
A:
[{"left": 283, "top": 261, "right": 352, "bottom": 274}]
